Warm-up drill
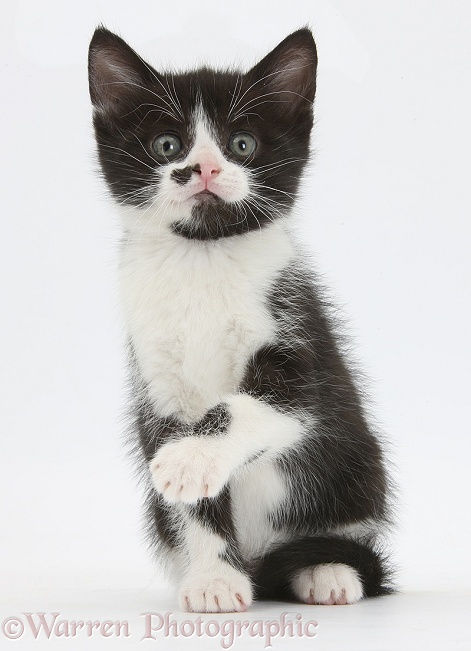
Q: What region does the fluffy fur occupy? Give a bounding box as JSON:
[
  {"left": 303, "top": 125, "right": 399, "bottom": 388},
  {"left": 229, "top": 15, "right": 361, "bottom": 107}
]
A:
[{"left": 88, "top": 26, "right": 394, "bottom": 612}]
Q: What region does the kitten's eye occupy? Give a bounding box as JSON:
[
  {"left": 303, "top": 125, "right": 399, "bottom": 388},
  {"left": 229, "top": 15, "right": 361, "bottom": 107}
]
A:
[
  {"left": 152, "top": 134, "right": 182, "bottom": 161},
  {"left": 228, "top": 132, "right": 257, "bottom": 159}
]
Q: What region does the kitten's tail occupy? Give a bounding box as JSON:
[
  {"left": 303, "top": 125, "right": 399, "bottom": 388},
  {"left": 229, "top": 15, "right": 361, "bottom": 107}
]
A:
[{"left": 253, "top": 534, "right": 394, "bottom": 601}]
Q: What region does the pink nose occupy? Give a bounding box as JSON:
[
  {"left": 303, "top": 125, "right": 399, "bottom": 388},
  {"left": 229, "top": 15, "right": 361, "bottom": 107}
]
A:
[{"left": 192, "top": 162, "right": 221, "bottom": 186}]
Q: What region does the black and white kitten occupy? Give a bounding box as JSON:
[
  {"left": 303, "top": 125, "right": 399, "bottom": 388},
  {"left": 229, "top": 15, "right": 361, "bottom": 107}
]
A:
[{"left": 88, "top": 26, "right": 393, "bottom": 612}]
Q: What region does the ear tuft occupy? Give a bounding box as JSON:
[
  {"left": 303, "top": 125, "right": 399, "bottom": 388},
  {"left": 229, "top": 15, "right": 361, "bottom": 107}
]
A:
[
  {"left": 88, "top": 27, "right": 156, "bottom": 118},
  {"left": 245, "top": 28, "right": 317, "bottom": 115}
]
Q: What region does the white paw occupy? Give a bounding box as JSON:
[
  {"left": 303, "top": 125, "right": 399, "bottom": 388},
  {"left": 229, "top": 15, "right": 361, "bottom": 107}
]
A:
[
  {"left": 149, "top": 436, "right": 232, "bottom": 503},
  {"left": 180, "top": 571, "right": 253, "bottom": 613},
  {"left": 291, "top": 563, "right": 363, "bottom": 605}
]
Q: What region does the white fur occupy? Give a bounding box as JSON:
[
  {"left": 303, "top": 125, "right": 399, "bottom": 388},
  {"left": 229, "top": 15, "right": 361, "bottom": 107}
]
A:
[
  {"left": 291, "top": 563, "right": 364, "bottom": 605},
  {"left": 223, "top": 393, "right": 308, "bottom": 458},
  {"left": 120, "top": 224, "right": 294, "bottom": 422},
  {"left": 230, "top": 456, "right": 289, "bottom": 560},
  {"left": 160, "top": 112, "right": 250, "bottom": 206},
  {"left": 331, "top": 518, "right": 384, "bottom": 540},
  {"left": 179, "top": 519, "right": 252, "bottom": 612},
  {"left": 181, "top": 573, "right": 252, "bottom": 613},
  {"left": 149, "top": 435, "right": 235, "bottom": 503}
]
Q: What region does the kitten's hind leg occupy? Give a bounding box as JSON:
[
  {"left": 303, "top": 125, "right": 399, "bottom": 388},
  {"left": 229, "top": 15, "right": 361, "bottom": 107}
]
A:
[
  {"left": 254, "top": 534, "right": 393, "bottom": 604},
  {"left": 291, "top": 563, "right": 363, "bottom": 605}
]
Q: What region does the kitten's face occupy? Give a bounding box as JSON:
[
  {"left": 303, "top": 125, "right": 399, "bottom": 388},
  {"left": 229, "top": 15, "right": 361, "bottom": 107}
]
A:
[{"left": 89, "top": 28, "right": 317, "bottom": 240}]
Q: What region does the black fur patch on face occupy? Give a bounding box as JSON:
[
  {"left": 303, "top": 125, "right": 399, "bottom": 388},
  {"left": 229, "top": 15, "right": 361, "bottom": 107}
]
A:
[
  {"left": 171, "top": 166, "right": 193, "bottom": 185},
  {"left": 172, "top": 197, "right": 256, "bottom": 240}
]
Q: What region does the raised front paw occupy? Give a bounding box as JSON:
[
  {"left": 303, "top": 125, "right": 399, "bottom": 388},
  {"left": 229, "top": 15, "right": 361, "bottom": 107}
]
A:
[{"left": 149, "top": 436, "right": 231, "bottom": 503}]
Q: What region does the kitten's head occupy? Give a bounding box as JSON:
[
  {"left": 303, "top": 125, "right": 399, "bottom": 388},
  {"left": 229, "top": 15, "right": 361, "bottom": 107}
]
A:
[{"left": 88, "top": 27, "right": 317, "bottom": 240}]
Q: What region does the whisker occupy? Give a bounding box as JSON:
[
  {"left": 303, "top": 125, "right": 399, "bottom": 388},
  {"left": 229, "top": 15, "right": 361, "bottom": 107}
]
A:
[
  {"left": 228, "top": 63, "right": 312, "bottom": 119},
  {"left": 100, "top": 144, "right": 157, "bottom": 172},
  {"left": 102, "top": 79, "right": 182, "bottom": 122}
]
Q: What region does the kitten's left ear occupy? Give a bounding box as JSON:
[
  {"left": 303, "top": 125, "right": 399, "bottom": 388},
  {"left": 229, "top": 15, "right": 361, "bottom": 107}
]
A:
[{"left": 245, "top": 29, "right": 317, "bottom": 116}]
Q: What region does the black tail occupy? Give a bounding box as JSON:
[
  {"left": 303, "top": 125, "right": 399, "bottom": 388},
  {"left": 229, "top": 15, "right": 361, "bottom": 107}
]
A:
[{"left": 253, "top": 534, "right": 394, "bottom": 600}]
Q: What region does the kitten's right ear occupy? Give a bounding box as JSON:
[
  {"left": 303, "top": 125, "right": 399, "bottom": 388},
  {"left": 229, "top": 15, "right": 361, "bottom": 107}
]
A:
[{"left": 88, "top": 27, "right": 158, "bottom": 119}]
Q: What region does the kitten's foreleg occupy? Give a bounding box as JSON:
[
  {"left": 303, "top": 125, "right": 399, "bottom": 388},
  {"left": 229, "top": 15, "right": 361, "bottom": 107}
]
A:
[
  {"left": 145, "top": 395, "right": 305, "bottom": 612},
  {"left": 149, "top": 394, "right": 306, "bottom": 504},
  {"left": 177, "top": 499, "right": 252, "bottom": 613},
  {"left": 137, "top": 407, "right": 253, "bottom": 612}
]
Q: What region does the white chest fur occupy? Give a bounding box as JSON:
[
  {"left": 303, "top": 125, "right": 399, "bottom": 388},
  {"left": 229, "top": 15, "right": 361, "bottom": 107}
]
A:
[{"left": 119, "top": 223, "right": 294, "bottom": 422}]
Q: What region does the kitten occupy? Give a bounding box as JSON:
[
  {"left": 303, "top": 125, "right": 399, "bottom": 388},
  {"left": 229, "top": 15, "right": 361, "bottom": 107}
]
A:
[{"left": 88, "top": 26, "right": 393, "bottom": 612}]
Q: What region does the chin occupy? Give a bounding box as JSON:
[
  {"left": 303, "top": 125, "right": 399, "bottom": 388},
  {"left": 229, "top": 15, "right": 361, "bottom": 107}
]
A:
[{"left": 171, "top": 197, "right": 247, "bottom": 240}]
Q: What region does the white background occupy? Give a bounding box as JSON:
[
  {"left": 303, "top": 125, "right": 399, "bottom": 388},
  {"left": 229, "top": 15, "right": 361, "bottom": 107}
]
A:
[{"left": 1, "top": 1, "right": 470, "bottom": 649}]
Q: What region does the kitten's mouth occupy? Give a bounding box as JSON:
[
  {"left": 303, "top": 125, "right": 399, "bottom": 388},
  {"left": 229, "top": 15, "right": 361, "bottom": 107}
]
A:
[{"left": 192, "top": 189, "right": 221, "bottom": 203}]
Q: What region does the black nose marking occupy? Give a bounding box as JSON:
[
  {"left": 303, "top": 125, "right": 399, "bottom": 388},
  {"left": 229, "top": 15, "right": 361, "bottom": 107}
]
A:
[{"left": 171, "top": 166, "right": 193, "bottom": 185}]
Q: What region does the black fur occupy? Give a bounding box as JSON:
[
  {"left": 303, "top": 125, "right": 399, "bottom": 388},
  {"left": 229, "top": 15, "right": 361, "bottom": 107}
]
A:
[
  {"left": 254, "top": 535, "right": 394, "bottom": 600},
  {"left": 171, "top": 166, "right": 193, "bottom": 184},
  {"left": 242, "top": 265, "right": 389, "bottom": 532}
]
